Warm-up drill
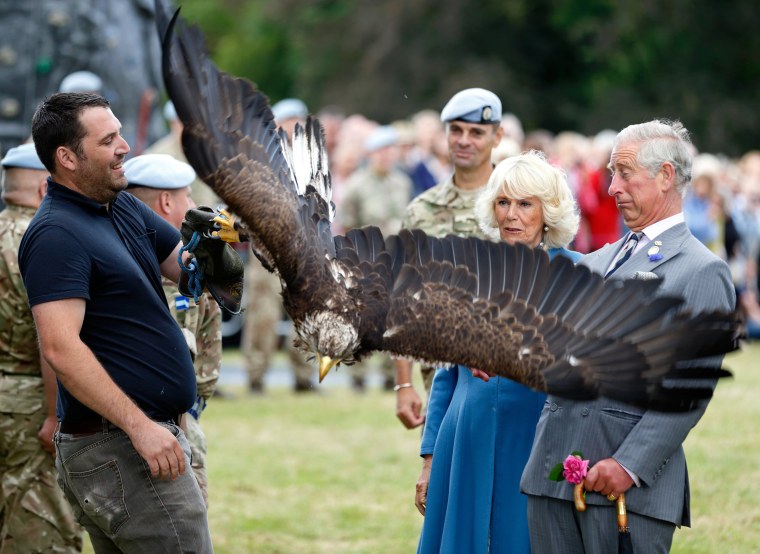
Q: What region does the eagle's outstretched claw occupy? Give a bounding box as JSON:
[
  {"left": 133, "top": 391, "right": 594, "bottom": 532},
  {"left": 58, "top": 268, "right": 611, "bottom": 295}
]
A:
[{"left": 212, "top": 209, "right": 249, "bottom": 243}]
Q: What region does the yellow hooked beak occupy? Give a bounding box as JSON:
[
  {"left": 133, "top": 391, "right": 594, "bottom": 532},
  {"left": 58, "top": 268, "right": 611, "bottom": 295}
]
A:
[{"left": 319, "top": 355, "right": 339, "bottom": 383}]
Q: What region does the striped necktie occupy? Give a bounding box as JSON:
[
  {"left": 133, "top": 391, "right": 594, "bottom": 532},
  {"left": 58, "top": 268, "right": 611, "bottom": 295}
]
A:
[{"left": 606, "top": 232, "right": 641, "bottom": 277}]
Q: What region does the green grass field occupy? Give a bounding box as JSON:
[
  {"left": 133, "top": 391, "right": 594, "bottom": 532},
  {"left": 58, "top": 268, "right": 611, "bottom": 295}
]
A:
[{"left": 84, "top": 342, "right": 759, "bottom": 553}]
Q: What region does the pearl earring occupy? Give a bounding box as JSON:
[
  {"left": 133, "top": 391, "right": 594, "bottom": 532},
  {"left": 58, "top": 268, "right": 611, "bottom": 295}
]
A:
[{"left": 543, "top": 225, "right": 549, "bottom": 232}]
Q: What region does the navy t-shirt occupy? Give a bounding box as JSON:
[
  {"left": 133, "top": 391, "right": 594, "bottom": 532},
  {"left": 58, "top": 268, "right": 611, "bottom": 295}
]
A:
[{"left": 19, "top": 180, "right": 196, "bottom": 422}]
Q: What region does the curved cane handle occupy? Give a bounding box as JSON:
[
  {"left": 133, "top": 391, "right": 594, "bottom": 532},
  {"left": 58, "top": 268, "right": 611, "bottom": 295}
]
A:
[
  {"left": 573, "top": 481, "right": 587, "bottom": 512},
  {"left": 616, "top": 493, "right": 629, "bottom": 531}
]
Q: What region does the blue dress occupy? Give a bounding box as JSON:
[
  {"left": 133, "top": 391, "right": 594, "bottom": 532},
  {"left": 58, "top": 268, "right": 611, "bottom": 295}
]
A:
[{"left": 417, "top": 247, "right": 581, "bottom": 554}]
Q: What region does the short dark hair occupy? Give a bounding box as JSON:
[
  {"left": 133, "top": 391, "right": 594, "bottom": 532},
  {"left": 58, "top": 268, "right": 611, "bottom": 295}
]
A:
[{"left": 31, "top": 92, "right": 110, "bottom": 173}]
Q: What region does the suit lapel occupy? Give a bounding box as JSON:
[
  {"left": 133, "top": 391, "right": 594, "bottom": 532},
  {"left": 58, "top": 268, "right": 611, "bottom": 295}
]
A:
[
  {"left": 581, "top": 239, "right": 625, "bottom": 276},
  {"left": 611, "top": 223, "right": 690, "bottom": 280}
]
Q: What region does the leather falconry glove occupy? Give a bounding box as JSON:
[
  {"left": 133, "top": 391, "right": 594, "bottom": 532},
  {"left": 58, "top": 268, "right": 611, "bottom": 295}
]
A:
[{"left": 180, "top": 206, "right": 245, "bottom": 314}]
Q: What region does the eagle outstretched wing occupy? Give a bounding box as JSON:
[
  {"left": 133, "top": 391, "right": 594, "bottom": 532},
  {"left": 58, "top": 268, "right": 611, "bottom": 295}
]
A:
[
  {"left": 155, "top": 0, "right": 741, "bottom": 411},
  {"left": 157, "top": 3, "right": 334, "bottom": 285},
  {"left": 337, "top": 227, "right": 738, "bottom": 410}
]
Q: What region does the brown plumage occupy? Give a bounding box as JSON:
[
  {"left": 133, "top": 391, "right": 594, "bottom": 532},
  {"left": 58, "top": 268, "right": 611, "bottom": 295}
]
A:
[{"left": 155, "top": 0, "right": 741, "bottom": 411}]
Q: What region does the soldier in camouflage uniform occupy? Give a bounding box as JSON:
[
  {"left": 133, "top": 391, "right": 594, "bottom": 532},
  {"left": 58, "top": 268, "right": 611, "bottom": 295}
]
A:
[
  {"left": 338, "top": 125, "right": 413, "bottom": 391},
  {"left": 0, "top": 144, "right": 83, "bottom": 552},
  {"left": 339, "top": 126, "right": 413, "bottom": 237},
  {"left": 394, "top": 88, "right": 504, "bottom": 429},
  {"left": 161, "top": 278, "right": 220, "bottom": 507},
  {"left": 124, "top": 154, "right": 222, "bottom": 507}
]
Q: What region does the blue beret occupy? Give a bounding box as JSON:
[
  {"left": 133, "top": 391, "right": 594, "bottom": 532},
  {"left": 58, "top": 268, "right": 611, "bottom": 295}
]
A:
[
  {"left": 440, "top": 88, "right": 502, "bottom": 124},
  {"left": 1, "top": 143, "right": 46, "bottom": 170},
  {"left": 271, "top": 98, "right": 308, "bottom": 122},
  {"left": 59, "top": 70, "right": 103, "bottom": 93},
  {"left": 124, "top": 154, "right": 196, "bottom": 190},
  {"left": 364, "top": 126, "right": 399, "bottom": 152}
]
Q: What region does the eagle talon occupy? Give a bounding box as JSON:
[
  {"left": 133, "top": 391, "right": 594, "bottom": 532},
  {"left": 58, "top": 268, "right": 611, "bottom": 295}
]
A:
[{"left": 212, "top": 209, "right": 244, "bottom": 243}]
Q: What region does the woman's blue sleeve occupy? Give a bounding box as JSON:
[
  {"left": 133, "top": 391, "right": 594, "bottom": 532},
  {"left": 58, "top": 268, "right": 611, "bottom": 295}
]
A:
[{"left": 420, "top": 365, "right": 458, "bottom": 456}]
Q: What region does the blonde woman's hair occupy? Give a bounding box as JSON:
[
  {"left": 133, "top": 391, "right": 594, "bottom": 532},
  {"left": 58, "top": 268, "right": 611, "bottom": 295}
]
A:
[{"left": 475, "top": 150, "right": 580, "bottom": 249}]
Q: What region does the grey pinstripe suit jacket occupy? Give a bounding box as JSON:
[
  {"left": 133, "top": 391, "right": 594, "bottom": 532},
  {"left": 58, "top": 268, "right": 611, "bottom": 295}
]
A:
[{"left": 520, "top": 222, "right": 735, "bottom": 526}]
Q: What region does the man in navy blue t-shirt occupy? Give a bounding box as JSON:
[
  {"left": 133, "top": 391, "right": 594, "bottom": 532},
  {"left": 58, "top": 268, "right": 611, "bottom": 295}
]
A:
[{"left": 19, "top": 92, "right": 213, "bottom": 551}]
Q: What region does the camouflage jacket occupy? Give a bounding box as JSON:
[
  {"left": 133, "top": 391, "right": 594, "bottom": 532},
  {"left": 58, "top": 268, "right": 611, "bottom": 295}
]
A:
[
  {"left": 0, "top": 204, "right": 39, "bottom": 377},
  {"left": 402, "top": 177, "right": 488, "bottom": 239},
  {"left": 162, "top": 279, "right": 222, "bottom": 399},
  {"left": 338, "top": 166, "right": 412, "bottom": 237}
]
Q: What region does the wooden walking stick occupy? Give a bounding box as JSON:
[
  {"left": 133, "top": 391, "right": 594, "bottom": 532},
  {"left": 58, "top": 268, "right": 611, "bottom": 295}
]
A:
[
  {"left": 572, "top": 483, "right": 633, "bottom": 553},
  {"left": 616, "top": 493, "right": 633, "bottom": 553}
]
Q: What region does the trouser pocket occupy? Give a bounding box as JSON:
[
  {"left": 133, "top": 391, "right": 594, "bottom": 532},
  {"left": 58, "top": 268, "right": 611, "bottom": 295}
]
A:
[{"left": 68, "top": 459, "right": 129, "bottom": 535}]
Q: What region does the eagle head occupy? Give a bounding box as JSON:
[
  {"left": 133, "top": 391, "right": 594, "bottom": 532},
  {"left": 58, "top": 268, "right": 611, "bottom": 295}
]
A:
[{"left": 296, "top": 310, "right": 361, "bottom": 382}]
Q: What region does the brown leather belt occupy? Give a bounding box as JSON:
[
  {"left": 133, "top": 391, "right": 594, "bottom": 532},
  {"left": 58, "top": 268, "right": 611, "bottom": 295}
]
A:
[{"left": 59, "top": 414, "right": 180, "bottom": 435}]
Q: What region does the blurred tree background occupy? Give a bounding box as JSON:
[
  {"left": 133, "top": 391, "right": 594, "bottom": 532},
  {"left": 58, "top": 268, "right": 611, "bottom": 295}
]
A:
[{"left": 175, "top": 0, "right": 757, "bottom": 155}]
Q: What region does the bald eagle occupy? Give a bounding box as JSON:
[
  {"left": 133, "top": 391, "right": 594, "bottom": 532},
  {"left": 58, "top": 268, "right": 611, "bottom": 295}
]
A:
[{"left": 155, "top": 1, "right": 740, "bottom": 411}]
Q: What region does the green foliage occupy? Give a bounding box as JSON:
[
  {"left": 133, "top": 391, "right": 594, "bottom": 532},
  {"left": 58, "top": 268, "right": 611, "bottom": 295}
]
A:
[
  {"left": 170, "top": 0, "right": 759, "bottom": 154},
  {"left": 174, "top": 0, "right": 295, "bottom": 99},
  {"left": 548, "top": 462, "right": 565, "bottom": 481}
]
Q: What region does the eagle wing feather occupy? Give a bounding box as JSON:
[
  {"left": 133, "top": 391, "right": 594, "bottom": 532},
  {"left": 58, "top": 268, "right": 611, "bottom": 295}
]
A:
[{"left": 157, "top": 2, "right": 335, "bottom": 292}]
